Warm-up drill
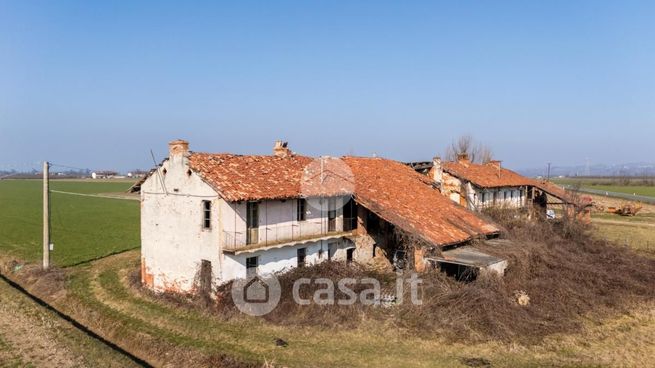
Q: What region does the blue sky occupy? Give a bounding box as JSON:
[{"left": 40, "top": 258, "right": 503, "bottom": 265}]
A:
[{"left": 1, "top": 1, "right": 654, "bottom": 172}]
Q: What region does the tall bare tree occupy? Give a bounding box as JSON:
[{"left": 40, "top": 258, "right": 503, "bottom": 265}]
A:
[{"left": 444, "top": 135, "right": 493, "bottom": 163}]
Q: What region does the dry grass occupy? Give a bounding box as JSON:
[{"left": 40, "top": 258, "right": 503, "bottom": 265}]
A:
[
  {"left": 213, "top": 213, "right": 655, "bottom": 345},
  {"left": 593, "top": 223, "right": 655, "bottom": 255}
]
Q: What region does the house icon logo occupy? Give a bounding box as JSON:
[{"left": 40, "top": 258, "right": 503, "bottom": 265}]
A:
[{"left": 231, "top": 274, "right": 281, "bottom": 316}]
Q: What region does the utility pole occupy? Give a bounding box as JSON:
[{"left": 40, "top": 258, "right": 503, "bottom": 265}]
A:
[
  {"left": 547, "top": 162, "right": 551, "bottom": 181},
  {"left": 43, "top": 161, "right": 50, "bottom": 270}
]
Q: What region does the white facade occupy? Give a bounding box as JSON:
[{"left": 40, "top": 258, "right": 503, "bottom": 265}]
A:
[
  {"left": 140, "top": 143, "right": 355, "bottom": 294},
  {"left": 431, "top": 158, "right": 527, "bottom": 212},
  {"left": 469, "top": 186, "right": 527, "bottom": 211}
]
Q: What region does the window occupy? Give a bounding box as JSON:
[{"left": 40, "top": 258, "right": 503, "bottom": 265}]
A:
[
  {"left": 327, "top": 197, "right": 337, "bottom": 232},
  {"left": 511, "top": 190, "right": 514, "bottom": 199},
  {"left": 504, "top": 191, "right": 508, "bottom": 201},
  {"left": 246, "top": 202, "right": 259, "bottom": 245},
  {"left": 296, "top": 198, "right": 307, "bottom": 221},
  {"left": 481, "top": 193, "right": 486, "bottom": 203},
  {"left": 246, "top": 256, "right": 258, "bottom": 276},
  {"left": 202, "top": 201, "right": 211, "bottom": 229},
  {"left": 297, "top": 248, "right": 306, "bottom": 267}
]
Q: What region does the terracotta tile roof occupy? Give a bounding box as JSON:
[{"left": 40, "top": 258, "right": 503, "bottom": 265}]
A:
[
  {"left": 188, "top": 152, "right": 499, "bottom": 246},
  {"left": 189, "top": 153, "right": 314, "bottom": 201},
  {"left": 533, "top": 180, "right": 576, "bottom": 203},
  {"left": 434, "top": 160, "right": 577, "bottom": 204},
  {"left": 189, "top": 153, "right": 355, "bottom": 202},
  {"left": 439, "top": 161, "right": 534, "bottom": 188},
  {"left": 343, "top": 157, "right": 499, "bottom": 247}
]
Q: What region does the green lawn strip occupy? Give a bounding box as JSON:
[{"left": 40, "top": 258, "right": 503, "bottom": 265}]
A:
[
  {"left": 92, "top": 266, "right": 355, "bottom": 366},
  {"left": 80, "top": 259, "right": 542, "bottom": 368},
  {"left": 586, "top": 185, "right": 655, "bottom": 198},
  {"left": 66, "top": 267, "right": 267, "bottom": 364}
]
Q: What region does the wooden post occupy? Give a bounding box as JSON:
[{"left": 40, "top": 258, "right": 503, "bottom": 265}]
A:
[{"left": 43, "top": 161, "right": 50, "bottom": 270}]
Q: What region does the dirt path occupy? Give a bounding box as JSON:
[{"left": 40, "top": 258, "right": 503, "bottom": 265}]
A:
[
  {"left": 593, "top": 218, "right": 655, "bottom": 228},
  {"left": 0, "top": 277, "right": 140, "bottom": 368}
]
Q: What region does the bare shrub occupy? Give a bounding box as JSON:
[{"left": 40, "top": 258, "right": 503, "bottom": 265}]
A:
[{"left": 444, "top": 135, "right": 494, "bottom": 163}]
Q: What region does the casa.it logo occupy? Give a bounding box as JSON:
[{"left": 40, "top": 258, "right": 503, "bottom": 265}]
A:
[
  {"left": 231, "top": 272, "right": 423, "bottom": 316},
  {"left": 300, "top": 157, "right": 355, "bottom": 212},
  {"left": 231, "top": 274, "right": 281, "bottom": 316}
]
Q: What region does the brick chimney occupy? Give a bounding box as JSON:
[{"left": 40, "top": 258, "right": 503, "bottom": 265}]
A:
[
  {"left": 169, "top": 139, "right": 189, "bottom": 161},
  {"left": 457, "top": 153, "right": 470, "bottom": 164},
  {"left": 488, "top": 160, "right": 502, "bottom": 169},
  {"left": 488, "top": 160, "right": 502, "bottom": 178},
  {"left": 273, "top": 140, "right": 291, "bottom": 157},
  {"left": 432, "top": 156, "right": 443, "bottom": 185}
]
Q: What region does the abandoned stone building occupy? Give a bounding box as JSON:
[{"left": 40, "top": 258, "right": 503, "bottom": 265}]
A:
[
  {"left": 410, "top": 153, "right": 580, "bottom": 218},
  {"left": 139, "top": 140, "right": 501, "bottom": 293}
]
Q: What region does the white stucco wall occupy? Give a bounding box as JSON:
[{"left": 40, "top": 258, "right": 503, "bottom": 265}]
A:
[
  {"left": 220, "top": 197, "right": 348, "bottom": 247},
  {"left": 471, "top": 186, "right": 526, "bottom": 210},
  {"left": 140, "top": 153, "right": 221, "bottom": 293},
  {"left": 141, "top": 151, "right": 355, "bottom": 292}
]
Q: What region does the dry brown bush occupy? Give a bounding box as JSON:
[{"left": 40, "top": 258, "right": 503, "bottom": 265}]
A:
[
  {"left": 395, "top": 212, "right": 655, "bottom": 342},
  {"left": 212, "top": 212, "right": 655, "bottom": 343}
]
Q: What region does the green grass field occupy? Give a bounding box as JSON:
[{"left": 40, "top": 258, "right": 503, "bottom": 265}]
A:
[
  {"left": 0, "top": 179, "right": 139, "bottom": 267},
  {"left": 583, "top": 185, "right": 655, "bottom": 197},
  {"left": 552, "top": 178, "right": 655, "bottom": 198}
]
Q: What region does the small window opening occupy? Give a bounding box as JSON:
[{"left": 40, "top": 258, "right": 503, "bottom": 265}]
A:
[
  {"left": 202, "top": 200, "right": 211, "bottom": 229},
  {"left": 162, "top": 168, "right": 167, "bottom": 175},
  {"left": 297, "top": 248, "right": 306, "bottom": 267},
  {"left": 296, "top": 198, "right": 307, "bottom": 221},
  {"left": 186, "top": 169, "right": 192, "bottom": 177},
  {"left": 246, "top": 256, "right": 258, "bottom": 276}
]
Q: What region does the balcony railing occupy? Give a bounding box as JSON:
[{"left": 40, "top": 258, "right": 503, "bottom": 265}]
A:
[{"left": 223, "top": 217, "right": 357, "bottom": 252}]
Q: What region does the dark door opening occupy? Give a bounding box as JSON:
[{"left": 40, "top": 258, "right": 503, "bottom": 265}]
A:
[
  {"left": 342, "top": 198, "right": 357, "bottom": 231},
  {"left": 199, "top": 260, "right": 212, "bottom": 296},
  {"left": 438, "top": 262, "right": 478, "bottom": 282},
  {"left": 346, "top": 248, "right": 354, "bottom": 263},
  {"left": 297, "top": 248, "right": 306, "bottom": 267},
  {"left": 327, "top": 198, "right": 337, "bottom": 232},
  {"left": 246, "top": 202, "right": 259, "bottom": 244}
]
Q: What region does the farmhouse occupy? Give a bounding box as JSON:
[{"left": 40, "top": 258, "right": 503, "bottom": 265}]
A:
[
  {"left": 408, "top": 154, "right": 583, "bottom": 220},
  {"left": 140, "top": 140, "right": 500, "bottom": 293}
]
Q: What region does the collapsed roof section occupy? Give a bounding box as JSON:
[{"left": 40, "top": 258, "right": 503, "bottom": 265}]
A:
[{"left": 343, "top": 157, "right": 499, "bottom": 247}]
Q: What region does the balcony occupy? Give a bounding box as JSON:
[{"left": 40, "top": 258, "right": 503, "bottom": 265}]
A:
[{"left": 223, "top": 217, "right": 356, "bottom": 254}]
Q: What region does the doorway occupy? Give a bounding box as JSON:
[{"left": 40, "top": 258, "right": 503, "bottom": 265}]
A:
[
  {"left": 246, "top": 202, "right": 259, "bottom": 245},
  {"left": 346, "top": 248, "right": 354, "bottom": 263},
  {"left": 327, "top": 198, "right": 337, "bottom": 232}
]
